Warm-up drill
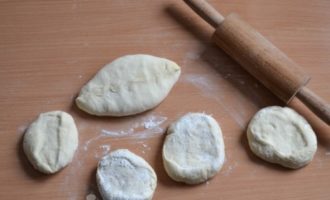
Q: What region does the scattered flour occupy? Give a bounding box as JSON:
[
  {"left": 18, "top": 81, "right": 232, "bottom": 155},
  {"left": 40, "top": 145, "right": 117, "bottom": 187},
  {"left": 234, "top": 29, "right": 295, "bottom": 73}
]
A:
[
  {"left": 185, "top": 51, "right": 201, "bottom": 60},
  {"left": 221, "top": 161, "right": 238, "bottom": 177},
  {"left": 82, "top": 114, "right": 167, "bottom": 154},
  {"left": 94, "top": 144, "right": 111, "bottom": 159},
  {"left": 101, "top": 114, "right": 167, "bottom": 139},
  {"left": 183, "top": 73, "right": 247, "bottom": 128},
  {"left": 143, "top": 115, "right": 167, "bottom": 129},
  {"left": 83, "top": 135, "right": 104, "bottom": 151},
  {"left": 182, "top": 50, "right": 203, "bottom": 67},
  {"left": 86, "top": 193, "right": 97, "bottom": 200},
  {"left": 139, "top": 142, "right": 152, "bottom": 155}
]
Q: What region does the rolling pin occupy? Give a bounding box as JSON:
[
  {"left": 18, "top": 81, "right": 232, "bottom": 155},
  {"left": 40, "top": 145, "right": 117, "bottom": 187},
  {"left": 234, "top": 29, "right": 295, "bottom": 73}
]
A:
[{"left": 184, "top": 0, "right": 330, "bottom": 125}]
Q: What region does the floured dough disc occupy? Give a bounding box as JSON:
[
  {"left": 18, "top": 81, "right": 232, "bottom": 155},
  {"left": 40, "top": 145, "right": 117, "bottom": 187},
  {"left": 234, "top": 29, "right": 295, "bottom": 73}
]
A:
[
  {"left": 76, "top": 54, "right": 181, "bottom": 116},
  {"left": 247, "top": 106, "right": 317, "bottom": 169},
  {"left": 162, "top": 113, "right": 225, "bottom": 184},
  {"left": 23, "top": 111, "right": 78, "bottom": 174},
  {"left": 97, "top": 149, "right": 157, "bottom": 200}
]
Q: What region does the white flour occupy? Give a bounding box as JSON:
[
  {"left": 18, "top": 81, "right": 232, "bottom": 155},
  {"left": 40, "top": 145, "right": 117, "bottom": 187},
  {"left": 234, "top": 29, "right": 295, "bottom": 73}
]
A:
[
  {"left": 183, "top": 73, "right": 247, "bottom": 128},
  {"left": 86, "top": 193, "right": 98, "bottom": 200},
  {"left": 182, "top": 50, "right": 203, "bottom": 67},
  {"left": 221, "top": 161, "right": 238, "bottom": 177},
  {"left": 143, "top": 115, "right": 167, "bottom": 129},
  {"left": 101, "top": 114, "right": 167, "bottom": 139},
  {"left": 82, "top": 114, "right": 167, "bottom": 154},
  {"left": 139, "top": 142, "right": 152, "bottom": 155},
  {"left": 94, "top": 144, "right": 111, "bottom": 159},
  {"left": 83, "top": 135, "right": 104, "bottom": 151}
]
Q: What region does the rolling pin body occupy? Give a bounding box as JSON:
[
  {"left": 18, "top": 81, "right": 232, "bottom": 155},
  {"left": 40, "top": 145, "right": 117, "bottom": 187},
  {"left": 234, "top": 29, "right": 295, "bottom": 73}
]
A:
[
  {"left": 184, "top": 0, "right": 330, "bottom": 124},
  {"left": 212, "top": 13, "right": 310, "bottom": 103}
]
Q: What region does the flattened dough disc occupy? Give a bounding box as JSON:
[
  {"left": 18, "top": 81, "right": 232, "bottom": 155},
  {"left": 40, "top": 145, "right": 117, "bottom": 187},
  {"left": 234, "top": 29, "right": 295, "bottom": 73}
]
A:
[
  {"left": 97, "top": 149, "right": 157, "bottom": 200},
  {"left": 162, "top": 113, "right": 225, "bottom": 184},
  {"left": 247, "top": 106, "right": 317, "bottom": 169}
]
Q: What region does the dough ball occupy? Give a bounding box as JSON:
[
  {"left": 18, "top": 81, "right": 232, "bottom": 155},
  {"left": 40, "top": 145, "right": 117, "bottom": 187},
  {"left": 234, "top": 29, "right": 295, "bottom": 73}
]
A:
[
  {"left": 162, "top": 113, "right": 225, "bottom": 184},
  {"left": 76, "top": 54, "right": 181, "bottom": 116},
  {"left": 23, "top": 111, "right": 78, "bottom": 174},
  {"left": 97, "top": 149, "right": 157, "bottom": 200},
  {"left": 247, "top": 106, "right": 317, "bottom": 169}
]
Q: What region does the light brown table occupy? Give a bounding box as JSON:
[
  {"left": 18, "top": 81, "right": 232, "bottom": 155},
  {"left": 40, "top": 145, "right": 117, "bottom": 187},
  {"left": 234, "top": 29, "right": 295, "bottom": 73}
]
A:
[{"left": 1, "top": 0, "right": 329, "bottom": 199}]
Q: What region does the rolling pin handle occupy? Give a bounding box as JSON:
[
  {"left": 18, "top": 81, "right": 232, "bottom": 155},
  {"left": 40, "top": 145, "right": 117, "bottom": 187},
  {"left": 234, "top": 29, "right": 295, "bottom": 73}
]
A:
[
  {"left": 297, "top": 87, "right": 330, "bottom": 125},
  {"left": 184, "top": 0, "right": 224, "bottom": 28}
]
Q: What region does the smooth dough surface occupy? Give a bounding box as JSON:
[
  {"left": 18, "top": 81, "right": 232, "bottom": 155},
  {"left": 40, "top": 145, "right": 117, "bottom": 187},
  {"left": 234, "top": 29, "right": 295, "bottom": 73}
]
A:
[
  {"left": 76, "top": 54, "right": 181, "bottom": 116},
  {"left": 97, "top": 149, "right": 157, "bottom": 200},
  {"left": 247, "top": 106, "right": 317, "bottom": 169},
  {"left": 23, "top": 111, "right": 78, "bottom": 174},
  {"left": 162, "top": 113, "right": 225, "bottom": 184}
]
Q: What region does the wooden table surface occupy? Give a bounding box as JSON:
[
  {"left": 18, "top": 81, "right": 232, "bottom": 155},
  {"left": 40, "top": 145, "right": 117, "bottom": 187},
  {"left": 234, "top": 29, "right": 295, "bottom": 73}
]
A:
[{"left": 1, "top": 0, "right": 330, "bottom": 199}]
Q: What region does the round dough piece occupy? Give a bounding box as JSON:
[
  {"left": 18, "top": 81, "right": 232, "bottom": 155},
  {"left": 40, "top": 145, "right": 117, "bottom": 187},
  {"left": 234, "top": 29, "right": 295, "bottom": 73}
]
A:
[
  {"left": 162, "top": 113, "right": 225, "bottom": 184},
  {"left": 97, "top": 149, "right": 157, "bottom": 200},
  {"left": 76, "top": 54, "right": 181, "bottom": 116},
  {"left": 247, "top": 106, "right": 317, "bottom": 169},
  {"left": 23, "top": 111, "right": 78, "bottom": 174}
]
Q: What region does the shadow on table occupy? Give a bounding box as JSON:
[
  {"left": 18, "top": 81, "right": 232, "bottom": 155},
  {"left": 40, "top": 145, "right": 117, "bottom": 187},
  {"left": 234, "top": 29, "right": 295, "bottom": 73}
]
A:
[{"left": 86, "top": 167, "right": 102, "bottom": 200}]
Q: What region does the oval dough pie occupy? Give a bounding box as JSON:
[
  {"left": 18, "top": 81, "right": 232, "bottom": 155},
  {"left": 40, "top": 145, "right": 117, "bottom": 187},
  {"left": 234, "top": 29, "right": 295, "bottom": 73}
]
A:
[
  {"left": 247, "top": 106, "right": 317, "bottom": 169},
  {"left": 23, "top": 111, "right": 78, "bottom": 174},
  {"left": 76, "top": 54, "right": 181, "bottom": 116}
]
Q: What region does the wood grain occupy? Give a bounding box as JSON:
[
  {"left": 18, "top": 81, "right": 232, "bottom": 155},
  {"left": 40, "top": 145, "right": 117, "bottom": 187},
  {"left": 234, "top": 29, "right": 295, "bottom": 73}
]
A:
[
  {"left": 184, "top": 0, "right": 225, "bottom": 28},
  {"left": 212, "top": 13, "right": 310, "bottom": 103},
  {"left": 0, "top": 0, "right": 330, "bottom": 200},
  {"left": 297, "top": 87, "right": 330, "bottom": 124}
]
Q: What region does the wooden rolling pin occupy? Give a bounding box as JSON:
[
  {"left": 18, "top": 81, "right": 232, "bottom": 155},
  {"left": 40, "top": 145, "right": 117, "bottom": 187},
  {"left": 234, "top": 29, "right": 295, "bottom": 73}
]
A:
[{"left": 184, "top": 0, "right": 330, "bottom": 125}]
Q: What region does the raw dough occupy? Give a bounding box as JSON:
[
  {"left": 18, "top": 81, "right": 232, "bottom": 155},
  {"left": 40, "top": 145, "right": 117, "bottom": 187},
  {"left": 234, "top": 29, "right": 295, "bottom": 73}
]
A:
[
  {"left": 247, "top": 106, "right": 317, "bottom": 169},
  {"left": 76, "top": 54, "right": 181, "bottom": 116},
  {"left": 23, "top": 111, "right": 78, "bottom": 174},
  {"left": 162, "top": 113, "right": 225, "bottom": 184},
  {"left": 97, "top": 149, "right": 157, "bottom": 200}
]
